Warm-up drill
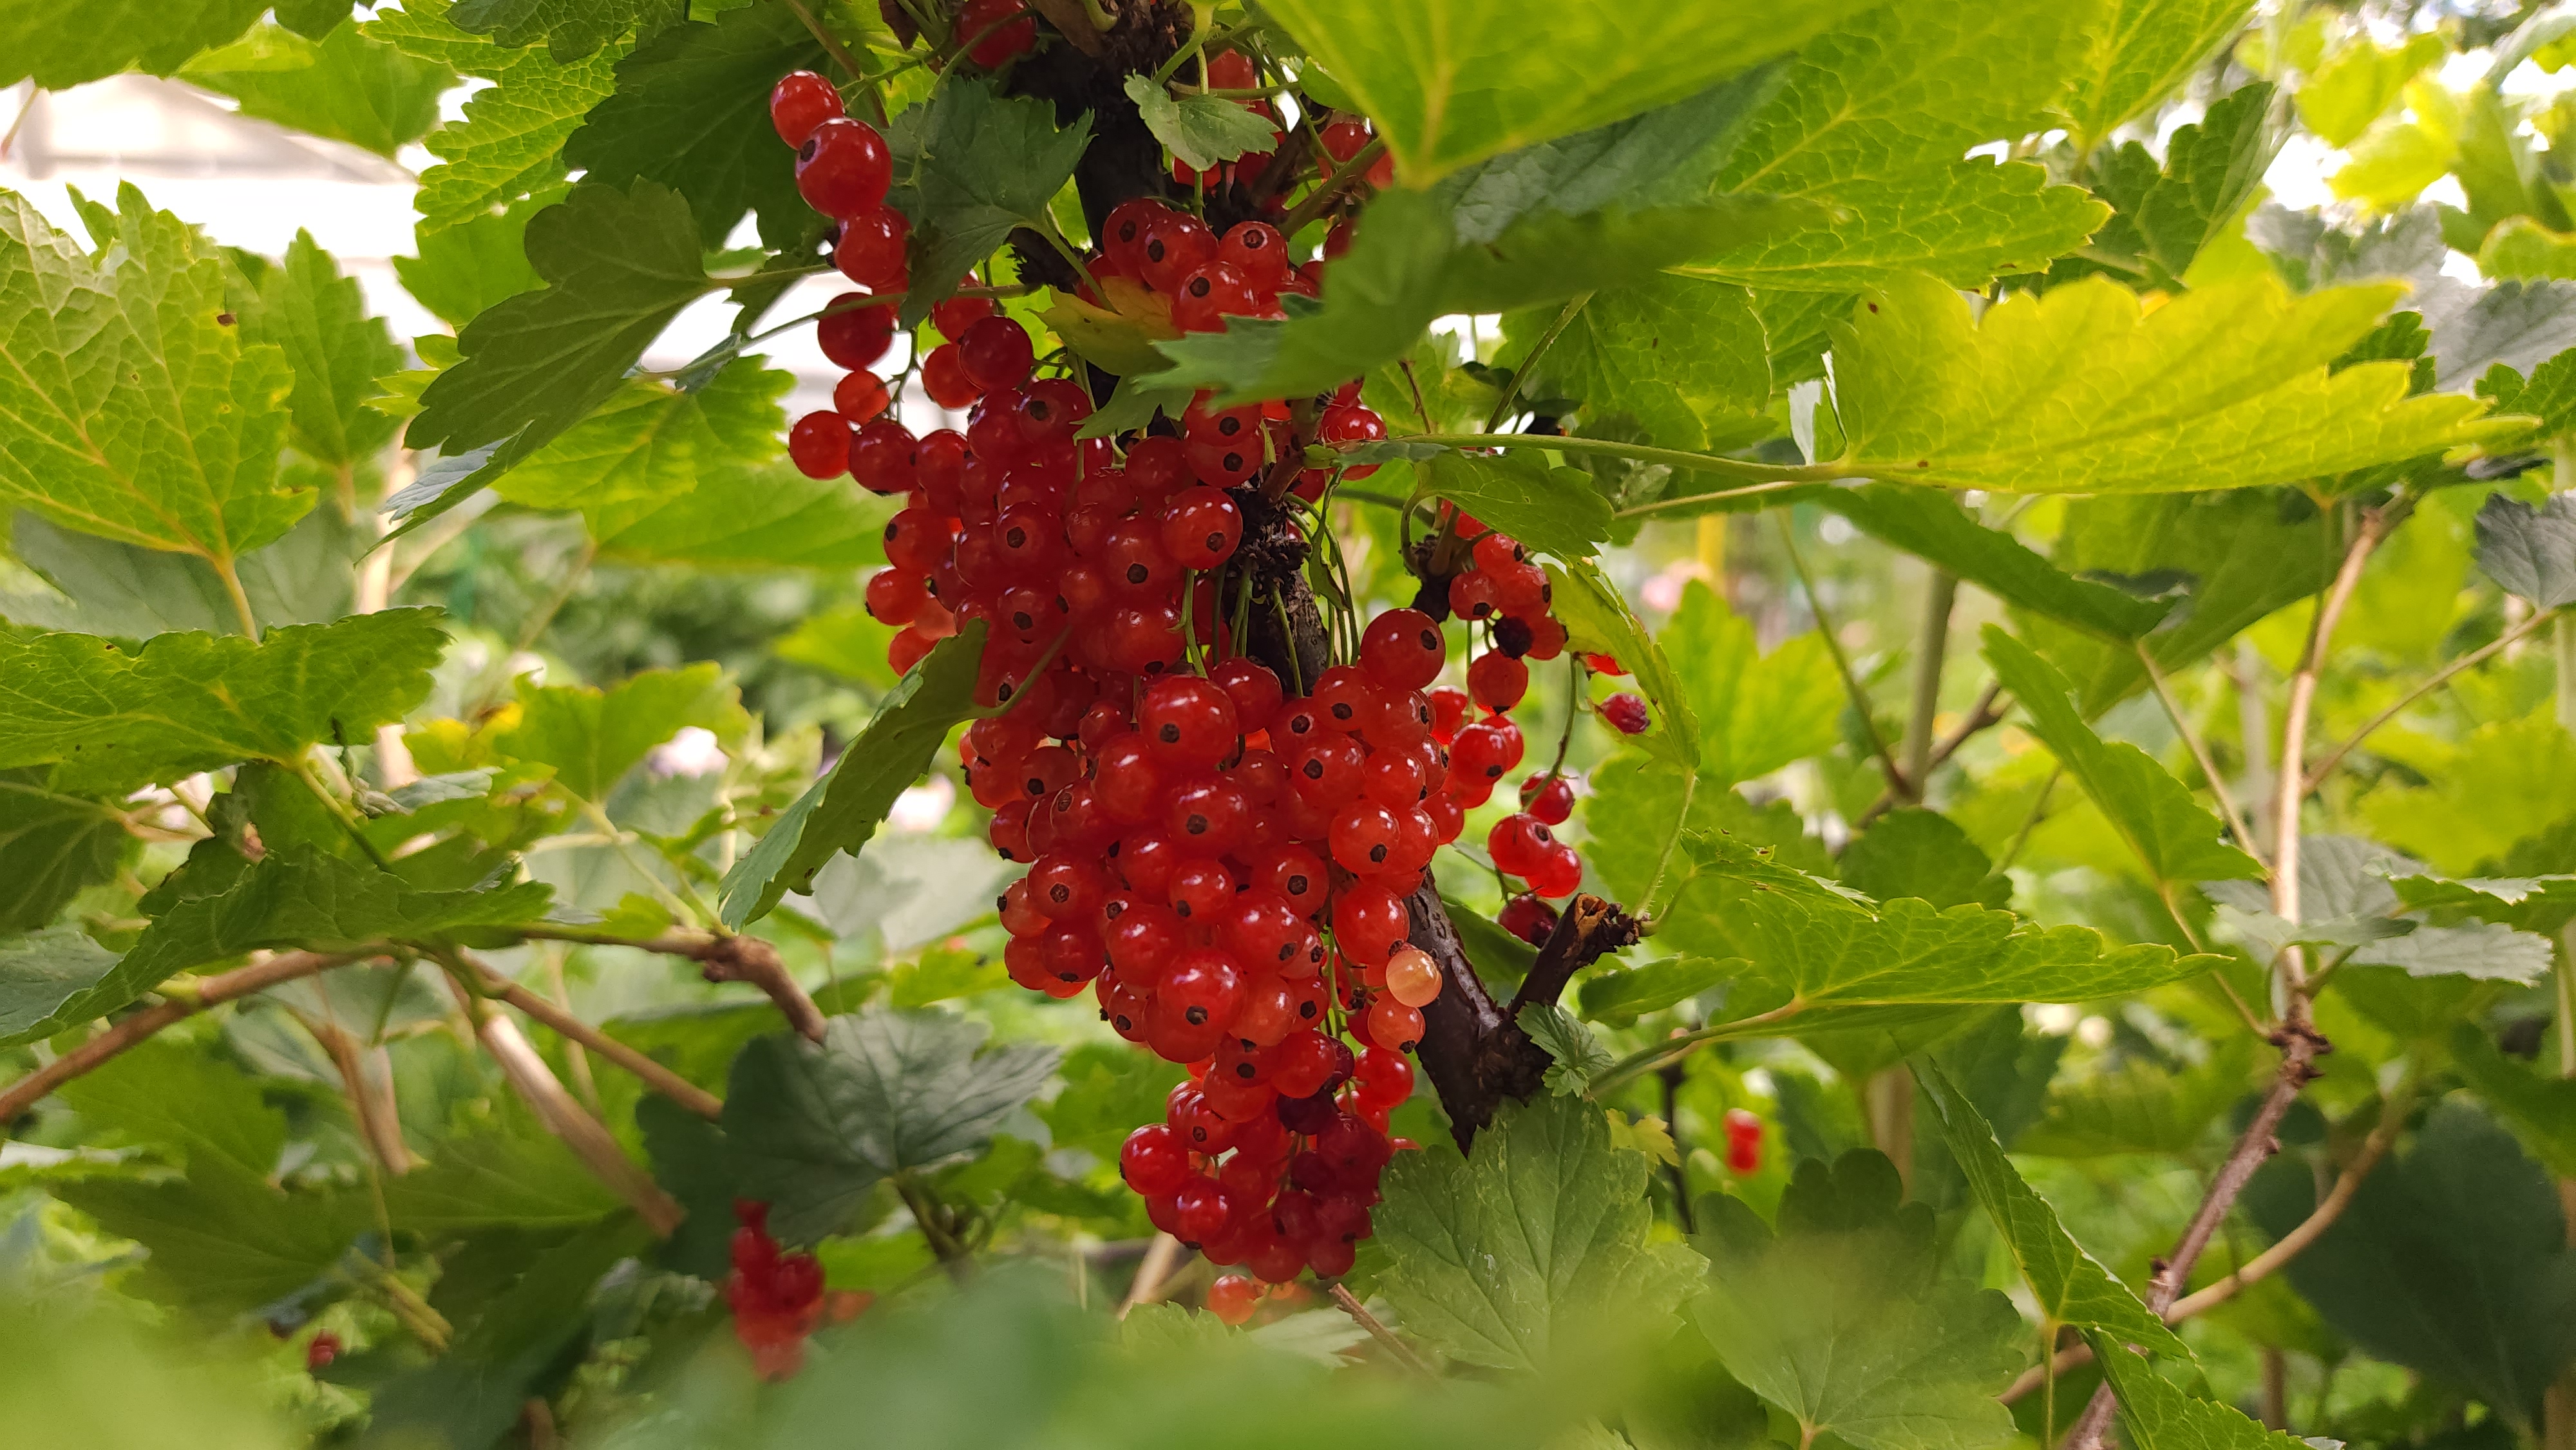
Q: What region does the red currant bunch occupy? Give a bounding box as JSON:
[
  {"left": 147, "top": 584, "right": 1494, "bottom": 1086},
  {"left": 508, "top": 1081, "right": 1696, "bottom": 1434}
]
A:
[{"left": 726, "top": 1199, "right": 825, "bottom": 1379}]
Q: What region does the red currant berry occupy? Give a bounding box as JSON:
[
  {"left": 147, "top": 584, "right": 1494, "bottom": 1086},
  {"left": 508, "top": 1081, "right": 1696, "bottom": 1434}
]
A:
[
  {"left": 795, "top": 116, "right": 893, "bottom": 218},
  {"left": 1121, "top": 1122, "right": 1195, "bottom": 1196},
  {"left": 1328, "top": 801, "right": 1405, "bottom": 876},
  {"left": 1724, "top": 1108, "right": 1763, "bottom": 1175},
  {"left": 1208, "top": 1273, "right": 1262, "bottom": 1324},
  {"left": 1599, "top": 692, "right": 1651, "bottom": 735},
  {"left": 1365, "top": 997, "right": 1424, "bottom": 1053},
  {"left": 849, "top": 419, "right": 919, "bottom": 495},
  {"left": 1171, "top": 259, "right": 1258, "bottom": 333},
  {"left": 922, "top": 343, "right": 982, "bottom": 408},
  {"left": 832, "top": 370, "right": 890, "bottom": 421},
  {"left": 1526, "top": 841, "right": 1584, "bottom": 899},
  {"left": 833, "top": 204, "right": 909, "bottom": 289},
  {"left": 1138, "top": 211, "right": 1218, "bottom": 293},
  {"left": 958, "top": 315, "right": 1036, "bottom": 391},
  {"left": 1320, "top": 118, "right": 1370, "bottom": 163},
  {"left": 786, "top": 411, "right": 851, "bottom": 479},
  {"left": 1218, "top": 220, "right": 1289, "bottom": 283},
  {"left": 1358, "top": 607, "right": 1444, "bottom": 690},
  {"left": 770, "top": 70, "right": 845, "bottom": 147},
  {"left": 306, "top": 1332, "right": 342, "bottom": 1371},
  {"left": 957, "top": 0, "right": 1037, "bottom": 67},
  {"left": 1426, "top": 686, "right": 1470, "bottom": 744},
  {"left": 1519, "top": 772, "right": 1575, "bottom": 825},
  {"left": 1160, "top": 484, "right": 1243, "bottom": 569},
  {"left": 1140, "top": 675, "right": 1240, "bottom": 769},
  {"left": 1467, "top": 650, "right": 1529, "bottom": 711},
  {"left": 931, "top": 292, "right": 996, "bottom": 340},
  {"left": 816, "top": 296, "right": 896, "bottom": 369}
]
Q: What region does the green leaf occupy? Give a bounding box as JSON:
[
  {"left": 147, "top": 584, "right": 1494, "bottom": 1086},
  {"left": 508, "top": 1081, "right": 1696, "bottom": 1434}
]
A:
[
  {"left": 1502, "top": 276, "right": 1770, "bottom": 453},
  {"left": 0, "top": 609, "right": 448, "bottom": 795},
  {"left": 1414, "top": 451, "right": 1613, "bottom": 561},
  {"left": 0, "top": 184, "right": 308, "bottom": 568},
  {"left": 2388, "top": 871, "right": 2576, "bottom": 937},
  {"left": 1375, "top": 1093, "right": 1705, "bottom": 1371},
  {"left": 717, "top": 623, "right": 985, "bottom": 929},
  {"left": 446, "top": 0, "right": 659, "bottom": 60},
  {"left": 1662, "top": 831, "right": 2217, "bottom": 1038},
  {"left": 1915, "top": 1060, "right": 2189, "bottom": 1356},
  {"left": 1517, "top": 1003, "right": 1615, "bottom": 1095},
  {"left": 1694, "top": 1151, "right": 2023, "bottom": 1450},
  {"left": 363, "top": 1215, "right": 654, "bottom": 1450},
  {"left": 494, "top": 361, "right": 788, "bottom": 513},
  {"left": 1658, "top": 579, "right": 1837, "bottom": 786},
  {"left": 1, "top": 506, "right": 359, "bottom": 639},
  {"left": 388, "top": 1122, "right": 625, "bottom": 1230},
  {"left": 562, "top": 5, "right": 826, "bottom": 249},
  {"left": 2478, "top": 216, "right": 2576, "bottom": 283},
  {"left": 723, "top": 1008, "right": 1061, "bottom": 1243},
  {"left": 2243, "top": 1100, "right": 2576, "bottom": 1435},
  {"left": 1122, "top": 75, "right": 1280, "bottom": 173},
  {"left": 240, "top": 231, "right": 406, "bottom": 468},
  {"left": 180, "top": 22, "right": 454, "bottom": 158},
  {"left": 2448, "top": 1024, "right": 2576, "bottom": 1179},
  {"left": 392, "top": 184, "right": 558, "bottom": 330},
  {"left": 0, "top": 0, "right": 267, "bottom": 88},
  {"left": 2088, "top": 1337, "right": 2314, "bottom": 1450},
  {"left": 78, "top": 846, "right": 551, "bottom": 1029},
  {"left": 0, "top": 774, "right": 124, "bottom": 932},
  {"left": 1036, "top": 1044, "right": 1186, "bottom": 1162},
  {"left": 53, "top": 1040, "right": 371, "bottom": 1314},
  {"left": 1681, "top": 2, "right": 2108, "bottom": 292},
  {"left": 2074, "top": 84, "right": 2279, "bottom": 290},
  {"left": 0, "top": 927, "right": 123, "bottom": 1046},
  {"left": 2473, "top": 491, "right": 2576, "bottom": 608},
  {"left": 2297, "top": 33, "right": 2445, "bottom": 149},
  {"left": 2349, "top": 919, "right": 2554, "bottom": 982},
  {"left": 2358, "top": 710, "right": 2576, "bottom": 873},
  {"left": 1981, "top": 626, "right": 2263, "bottom": 887},
  {"left": 2019, "top": 489, "right": 2340, "bottom": 715},
  {"left": 498, "top": 662, "right": 744, "bottom": 802},
  {"left": 587, "top": 458, "right": 897, "bottom": 569},
  {"left": 1809, "top": 486, "right": 2170, "bottom": 641},
  {"left": 1577, "top": 956, "right": 1730, "bottom": 1026},
  {"left": 370, "top": 0, "right": 627, "bottom": 231},
  {"left": 1829, "top": 274, "right": 2515, "bottom": 494},
  {"left": 2016, "top": 1035, "right": 2260, "bottom": 1158},
  {"left": 884, "top": 78, "right": 1090, "bottom": 325},
  {"left": 1840, "top": 809, "right": 2010, "bottom": 911},
  {"left": 401, "top": 181, "right": 708, "bottom": 520},
  {"left": 1443, "top": 894, "right": 1541, "bottom": 988},
  {"left": 1260, "top": 0, "right": 1869, "bottom": 183},
  {"left": 2059, "top": 0, "right": 2256, "bottom": 155}
]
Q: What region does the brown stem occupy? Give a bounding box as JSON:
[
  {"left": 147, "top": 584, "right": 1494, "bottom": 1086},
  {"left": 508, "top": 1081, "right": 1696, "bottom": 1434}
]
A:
[
  {"left": 307, "top": 1015, "right": 415, "bottom": 1175},
  {"left": 1118, "top": 1232, "right": 1188, "bottom": 1317},
  {"left": 1, "top": 951, "right": 361, "bottom": 1123},
  {"left": 1505, "top": 893, "right": 1641, "bottom": 1019},
  {"left": 464, "top": 957, "right": 724, "bottom": 1120},
  {"left": 519, "top": 926, "right": 827, "bottom": 1042},
  {"left": 2301, "top": 604, "right": 2557, "bottom": 792},
  {"left": 1405, "top": 880, "right": 1553, "bottom": 1150},
  {"left": 1330, "top": 1283, "right": 1437, "bottom": 1377},
  {"left": 440, "top": 970, "right": 685, "bottom": 1238},
  {"left": 1852, "top": 681, "right": 2003, "bottom": 829}
]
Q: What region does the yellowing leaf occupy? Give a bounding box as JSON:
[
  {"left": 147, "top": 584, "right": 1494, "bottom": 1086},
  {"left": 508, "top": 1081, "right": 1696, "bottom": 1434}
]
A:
[
  {"left": 2060, "top": 0, "right": 2257, "bottom": 154},
  {"left": 2298, "top": 32, "right": 2447, "bottom": 149},
  {"left": 2479, "top": 215, "right": 2576, "bottom": 281},
  {"left": 1041, "top": 278, "right": 1179, "bottom": 377},
  {"left": 1827, "top": 272, "right": 2517, "bottom": 494}
]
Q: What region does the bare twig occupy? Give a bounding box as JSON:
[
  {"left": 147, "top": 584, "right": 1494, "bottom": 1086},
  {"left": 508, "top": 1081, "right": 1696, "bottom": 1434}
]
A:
[
  {"left": 1329, "top": 1283, "right": 1437, "bottom": 1377},
  {"left": 2301, "top": 605, "right": 2559, "bottom": 792},
  {"left": 1777, "top": 513, "right": 1908, "bottom": 800},
  {"left": 1853, "top": 681, "right": 2005, "bottom": 829},
  {"left": 516, "top": 926, "right": 827, "bottom": 1041},
  {"left": 1505, "top": 894, "right": 1642, "bottom": 1019},
  {"left": 307, "top": 1014, "right": 416, "bottom": 1175},
  {"left": 1, "top": 952, "right": 362, "bottom": 1122},
  {"left": 440, "top": 970, "right": 685, "bottom": 1237},
  {"left": 464, "top": 957, "right": 723, "bottom": 1120}
]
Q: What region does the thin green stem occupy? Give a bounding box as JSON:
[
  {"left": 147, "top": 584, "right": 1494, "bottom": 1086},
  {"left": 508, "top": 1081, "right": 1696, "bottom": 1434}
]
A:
[
  {"left": 2137, "top": 641, "right": 2267, "bottom": 871},
  {"left": 1774, "top": 513, "right": 1904, "bottom": 796},
  {"left": 1995, "top": 767, "right": 2061, "bottom": 874},
  {"left": 2303, "top": 605, "right": 2560, "bottom": 791},
  {"left": 1634, "top": 768, "right": 1700, "bottom": 927},
  {"left": 1034, "top": 219, "right": 1103, "bottom": 299},
  {"left": 1485, "top": 293, "right": 1591, "bottom": 432},
  {"left": 1590, "top": 999, "right": 1804, "bottom": 1098},
  {"left": 1900, "top": 569, "right": 1958, "bottom": 804},
  {"left": 1077, "top": 0, "right": 1115, "bottom": 30},
  {"left": 1153, "top": 17, "right": 1262, "bottom": 82}
]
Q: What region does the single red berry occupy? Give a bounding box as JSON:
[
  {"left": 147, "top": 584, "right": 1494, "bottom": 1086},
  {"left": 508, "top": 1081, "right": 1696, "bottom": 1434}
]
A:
[
  {"left": 1526, "top": 841, "right": 1584, "bottom": 899},
  {"left": 1466, "top": 650, "right": 1528, "bottom": 711},
  {"left": 1497, "top": 892, "right": 1558, "bottom": 945},
  {"left": 832, "top": 370, "right": 890, "bottom": 421},
  {"left": 795, "top": 116, "right": 893, "bottom": 219},
  {"left": 833, "top": 203, "right": 910, "bottom": 289},
  {"left": 787, "top": 411, "right": 851, "bottom": 479},
  {"left": 1599, "top": 692, "right": 1651, "bottom": 735},
  {"left": 958, "top": 315, "right": 1036, "bottom": 391},
  {"left": 1218, "top": 220, "right": 1289, "bottom": 283},
  {"left": 1724, "top": 1108, "right": 1763, "bottom": 1175},
  {"left": 816, "top": 296, "right": 896, "bottom": 370},
  {"left": 922, "top": 343, "right": 982, "bottom": 408},
  {"left": 1208, "top": 1272, "right": 1262, "bottom": 1324},
  {"left": 305, "top": 1332, "right": 341, "bottom": 1371},
  {"left": 1320, "top": 118, "right": 1370, "bottom": 163},
  {"left": 1358, "top": 607, "right": 1445, "bottom": 690},
  {"left": 1137, "top": 211, "right": 1218, "bottom": 294},
  {"left": 769, "top": 70, "right": 844, "bottom": 147},
  {"left": 1159, "top": 484, "right": 1243, "bottom": 569},
  {"left": 931, "top": 292, "right": 996, "bottom": 339},
  {"left": 958, "top": 0, "right": 1037, "bottom": 68},
  {"left": 1519, "top": 772, "right": 1575, "bottom": 825},
  {"left": 1585, "top": 652, "right": 1628, "bottom": 676}
]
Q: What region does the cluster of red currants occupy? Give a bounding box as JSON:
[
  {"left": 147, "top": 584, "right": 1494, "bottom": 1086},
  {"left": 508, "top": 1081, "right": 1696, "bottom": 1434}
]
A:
[{"left": 726, "top": 1200, "right": 824, "bottom": 1380}]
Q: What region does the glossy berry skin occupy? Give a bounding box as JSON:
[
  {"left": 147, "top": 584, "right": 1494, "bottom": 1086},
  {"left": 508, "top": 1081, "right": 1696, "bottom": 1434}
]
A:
[
  {"left": 769, "top": 70, "right": 844, "bottom": 147},
  {"left": 931, "top": 293, "right": 996, "bottom": 339},
  {"left": 833, "top": 204, "right": 909, "bottom": 289},
  {"left": 1121, "top": 1122, "right": 1195, "bottom": 1196},
  {"left": 1466, "top": 650, "right": 1528, "bottom": 711},
  {"left": 958, "top": 315, "right": 1036, "bottom": 391},
  {"left": 1138, "top": 211, "right": 1218, "bottom": 294},
  {"left": 1207, "top": 1273, "right": 1261, "bottom": 1325},
  {"left": 796, "top": 117, "right": 893, "bottom": 218},
  {"left": 1358, "top": 607, "right": 1444, "bottom": 690},
  {"left": 1365, "top": 997, "right": 1425, "bottom": 1053},
  {"left": 1139, "top": 675, "right": 1238, "bottom": 769},
  {"left": 1723, "top": 1108, "right": 1763, "bottom": 1175},
  {"left": 1497, "top": 891, "right": 1558, "bottom": 945},
  {"left": 1219, "top": 220, "right": 1289, "bottom": 283},
  {"left": 922, "top": 344, "right": 981, "bottom": 408},
  {"left": 1383, "top": 944, "right": 1442, "bottom": 1008},
  {"left": 958, "top": 0, "right": 1037, "bottom": 66},
  {"left": 1599, "top": 692, "right": 1651, "bottom": 735},
  {"left": 832, "top": 370, "right": 890, "bottom": 421},
  {"left": 817, "top": 297, "right": 896, "bottom": 370},
  {"left": 1160, "top": 485, "right": 1242, "bottom": 569},
  {"left": 787, "top": 411, "right": 851, "bottom": 479},
  {"left": 1519, "top": 772, "right": 1575, "bottom": 825}
]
